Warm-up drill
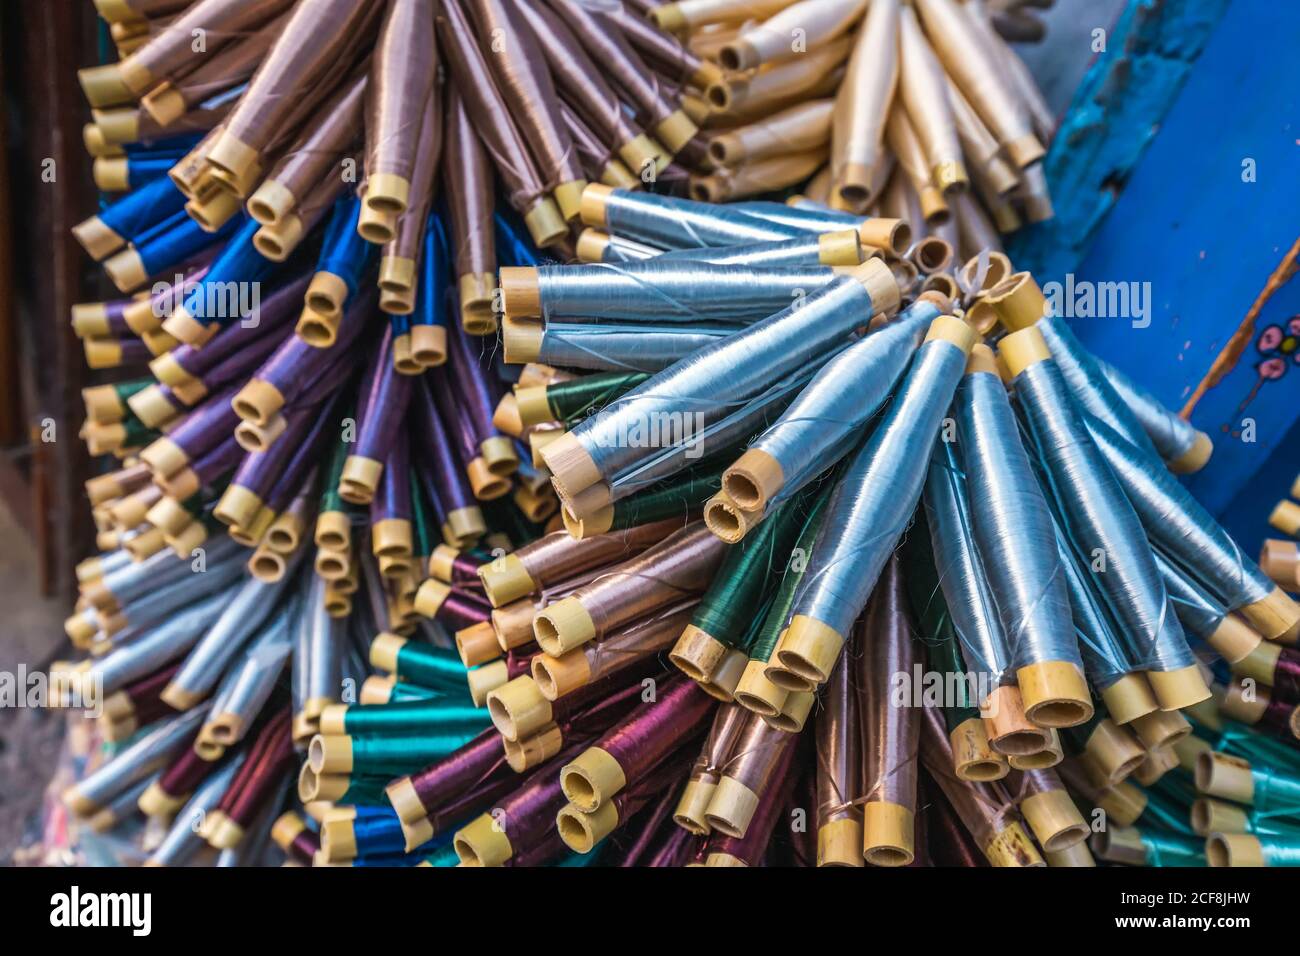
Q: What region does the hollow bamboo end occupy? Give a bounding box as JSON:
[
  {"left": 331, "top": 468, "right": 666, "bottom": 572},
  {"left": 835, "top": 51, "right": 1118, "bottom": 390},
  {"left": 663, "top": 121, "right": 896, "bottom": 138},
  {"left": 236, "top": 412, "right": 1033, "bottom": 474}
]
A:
[
  {"left": 704, "top": 775, "right": 759, "bottom": 839},
  {"left": 137, "top": 781, "right": 187, "bottom": 819},
  {"left": 1241, "top": 587, "right": 1300, "bottom": 645},
  {"left": 579, "top": 182, "right": 614, "bottom": 228},
  {"left": 1100, "top": 672, "right": 1159, "bottom": 725},
  {"left": 301, "top": 273, "right": 348, "bottom": 321},
  {"left": 454, "top": 813, "right": 512, "bottom": 867},
  {"left": 533, "top": 596, "right": 596, "bottom": 656},
  {"left": 575, "top": 229, "right": 611, "bottom": 263},
  {"left": 400, "top": 815, "right": 435, "bottom": 854},
  {"left": 1206, "top": 832, "right": 1265, "bottom": 868},
  {"left": 982, "top": 684, "right": 1050, "bottom": 756},
  {"left": 445, "top": 505, "right": 486, "bottom": 546},
  {"left": 1008, "top": 732, "right": 1063, "bottom": 770},
  {"left": 501, "top": 316, "right": 543, "bottom": 365},
  {"left": 553, "top": 179, "right": 588, "bottom": 223},
  {"left": 862, "top": 802, "right": 915, "bottom": 867},
  {"left": 1004, "top": 134, "right": 1046, "bottom": 169},
  {"left": 702, "top": 491, "right": 759, "bottom": 544},
  {"left": 247, "top": 179, "right": 296, "bottom": 226},
  {"left": 767, "top": 690, "right": 814, "bottom": 732},
  {"left": 357, "top": 202, "right": 397, "bottom": 245},
  {"left": 465, "top": 659, "right": 508, "bottom": 709},
  {"left": 338, "top": 456, "right": 383, "bottom": 506},
  {"left": 206, "top": 131, "right": 259, "bottom": 190},
  {"left": 1045, "top": 842, "right": 1096, "bottom": 867},
  {"left": 539, "top": 432, "right": 601, "bottom": 501},
  {"left": 983, "top": 821, "right": 1045, "bottom": 867},
  {"left": 773, "top": 615, "right": 845, "bottom": 688},
  {"left": 1131, "top": 707, "right": 1193, "bottom": 751},
  {"left": 231, "top": 378, "right": 286, "bottom": 427},
  {"left": 556, "top": 800, "right": 617, "bottom": 854},
  {"left": 1148, "top": 664, "right": 1212, "bottom": 711},
  {"left": 498, "top": 266, "right": 540, "bottom": 320},
  {"left": 1167, "top": 431, "right": 1213, "bottom": 474},
  {"left": 1196, "top": 750, "right": 1255, "bottom": 804},
  {"left": 669, "top": 624, "right": 729, "bottom": 683},
  {"left": 79, "top": 61, "right": 134, "bottom": 107},
  {"left": 368, "top": 632, "right": 408, "bottom": 674},
  {"left": 1086, "top": 719, "right": 1147, "bottom": 786},
  {"left": 701, "top": 648, "right": 748, "bottom": 702},
  {"left": 816, "top": 817, "right": 864, "bottom": 867},
  {"left": 924, "top": 314, "right": 978, "bottom": 354},
  {"left": 503, "top": 722, "right": 563, "bottom": 773},
  {"left": 850, "top": 257, "right": 902, "bottom": 316},
  {"left": 480, "top": 435, "right": 519, "bottom": 477},
  {"left": 733, "top": 659, "right": 787, "bottom": 717},
  {"left": 950, "top": 716, "right": 1009, "bottom": 781},
  {"left": 649, "top": 4, "right": 687, "bottom": 34},
  {"left": 102, "top": 247, "right": 148, "bottom": 293},
  {"left": 560, "top": 746, "right": 625, "bottom": 812},
  {"left": 458, "top": 272, "right": 497, "bottom": 333},
  {"left": 523, "top": 198, "right": 568, "bottom": 249},
  {"left": 478, "top": 554, "right": 533, "bottom": 609},
  {"left": 1021, "top": 789, "right": 1089, "bottom": 854},
  {"left": 655, "top": 110, "right": 698, "bottom": 155},
  {"left": 533, "top": 649, "right": 593, "bottom": 700},
  {"left": 365, "top": 173, "right": 411, "bottom": 216},
  {"left": 486, "top": 675, "right": 552, "bottom": 742},
  {"left": 1228, "top": 637, "right": 1280, "bottom": 686},
  {"left": 997, "top": 325, "right": 1051, "bottom": 378},
  {"left": 674, "top": 779, "right": 717, "bottom": 836},
  {"left": 1017, "top": 660, "right": 1093, "bottom": 728},
  {"left": 452, "top": 622, "right": 499, "bottom": 672},
  {"left": 296, "top": 304, "right": 342, "bottom": 348},
  {"left": 214, "top": 484, "right": 263, "bottom": 532}
]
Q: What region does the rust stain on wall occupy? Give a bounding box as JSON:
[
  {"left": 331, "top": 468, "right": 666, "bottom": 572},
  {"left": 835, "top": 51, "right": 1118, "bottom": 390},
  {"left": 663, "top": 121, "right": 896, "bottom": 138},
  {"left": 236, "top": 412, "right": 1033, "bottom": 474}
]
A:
[{"left": 1180, "top": 236, "right": 1300, "bottom": 419}]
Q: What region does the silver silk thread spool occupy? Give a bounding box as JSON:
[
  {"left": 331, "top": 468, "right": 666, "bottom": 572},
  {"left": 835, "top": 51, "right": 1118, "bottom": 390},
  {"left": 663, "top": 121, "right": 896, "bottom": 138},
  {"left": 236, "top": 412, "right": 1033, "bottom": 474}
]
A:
[
  {"left": 148, "top": 754, "right": 247, "bottom": 866},
  {"left": 1000, "top": 327, "right": 1208, "bottom": 713},
  {"left": 86, "top": 591, "right": 230, "bottom": 696},
  {"left": 68, "top": 706, "right": 210, "bottom": 812},
  {"left": 535, "top": 321, "right": 738, "bottom": 373},
  {"left": 771, "top": 315, "right": 975, "bottom": 687},
  {"left": 922, "top": 439, "right": 1011, "bottom": 686},
  {"left": 208, "top": 620, "right": 294, "bottom": 744},
  {"left": 606, "top": 370, "right": 808, "bottom": 504},
  {"left": 1029, "top": 313, "right": 1158, "bottom": 461},
  {"left": 1156, "top": 548, "right": 1228, "bottom": 640},
  {"left": 599, "top": 188, "right": 801, "bottom": 248},
  {"left": 297, "top": 571, "right": 344, "bottom": 725},
  {"left": 531, "top": 260, "right": 839, "bottom": 323},
  {"left": 655, "top": 231, "right": 862, "bottom": 269},
  {"left": 1084, "top": 414, "right": 1279, "bottom": 625},
  {"left": 165, "top": 553, "right": 308, "bottom": 708},
  {"left": 1095, "top": 357, "right": 1203, "bottom": 465},
  {"left": 1048, "top": 511, "right": 1138, "bottom": 692},
  {"left": 1152, "top": 550, "right": 1261, "bottom": 668},
  {"left": 956, "top": 349, "right": 1091, "bottom": 728},
  {"left": 726, "top": 298, "right": 941, "bottom": 518},
  {"left": 733, "top": 199, "right": 909, "bottom": 254},
  {"left": 551, "top": 261, "right": 897, "bottom": 491},
  {"left": 583, "top": 232, "right": 658, "bottom": 263}
]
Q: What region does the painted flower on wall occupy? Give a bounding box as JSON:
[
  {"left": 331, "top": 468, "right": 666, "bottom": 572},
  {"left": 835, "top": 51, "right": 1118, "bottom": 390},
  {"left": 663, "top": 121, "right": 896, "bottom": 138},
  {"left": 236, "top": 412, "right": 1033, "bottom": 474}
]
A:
[{"left": 1256, "top": 315, "right": 1300, "bottom": 379}]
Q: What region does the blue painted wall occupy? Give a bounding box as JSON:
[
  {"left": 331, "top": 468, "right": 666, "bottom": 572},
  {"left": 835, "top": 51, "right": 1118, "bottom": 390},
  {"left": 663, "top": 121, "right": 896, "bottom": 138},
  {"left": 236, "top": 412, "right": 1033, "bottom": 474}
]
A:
[
  {"left": 1021, "top": 0, "right": 1300, "bottom": 552},
  {"left": 1009, "top": 0, "right": 1233, "bottom": 280}
]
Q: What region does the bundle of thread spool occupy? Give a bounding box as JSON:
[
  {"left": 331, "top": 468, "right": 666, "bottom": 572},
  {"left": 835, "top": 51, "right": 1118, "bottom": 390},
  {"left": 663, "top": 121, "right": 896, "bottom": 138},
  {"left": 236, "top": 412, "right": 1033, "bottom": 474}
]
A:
[
  {"left": 74, "top": 0, "right": 1055, "bottom": 321},
  {"left": 49, "top": 0, "right": 1300, "bottom": 868},
  {"left": 652, "top": 0, "right": 1057, "bottom": 240},
  {"left": 453, "top": 185, "right": 1299, "bottom": 868},
  {"left": 1261, "top": 476, "right": 1300, "bottom": 628}
]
